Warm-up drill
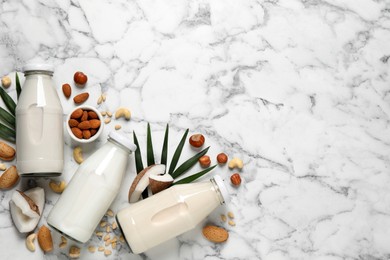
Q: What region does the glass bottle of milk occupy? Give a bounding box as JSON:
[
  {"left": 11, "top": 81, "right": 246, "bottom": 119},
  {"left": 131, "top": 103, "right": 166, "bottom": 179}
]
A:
[
  {"left": 16, "top": 63, "right": 63, "bottom": 177},
  {"left": 116, "top": 175, "right": 229, "bottom": 254},
  {"left": 47, "top": 132, "right": 136, "bottom": 243}
]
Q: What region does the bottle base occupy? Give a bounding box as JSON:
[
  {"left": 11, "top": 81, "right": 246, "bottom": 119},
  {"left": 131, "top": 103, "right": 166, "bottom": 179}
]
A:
[
  {"left": 115, "top": 216, "right": 135, "bottom": 253},
  {"left": 48, "top": 223, "right": 84, "bottom": 244},
  {"left": 20, "top": 172, "right": 62, "bottom": 177}
]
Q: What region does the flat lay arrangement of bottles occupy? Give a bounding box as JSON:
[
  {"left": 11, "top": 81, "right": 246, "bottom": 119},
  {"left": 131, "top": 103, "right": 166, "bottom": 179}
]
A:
[{"left": 0, "top": 63, "right": 239, "bottom": 256}]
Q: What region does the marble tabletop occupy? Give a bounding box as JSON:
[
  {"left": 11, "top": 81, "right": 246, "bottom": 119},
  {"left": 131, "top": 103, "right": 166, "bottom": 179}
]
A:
[{"left": 1, "top": 0, "right": 390, "bottom": 259}]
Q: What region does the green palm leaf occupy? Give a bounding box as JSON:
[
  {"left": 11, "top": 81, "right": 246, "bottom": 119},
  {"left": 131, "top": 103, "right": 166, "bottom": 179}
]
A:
[
  {"left": 168, "top": 128, "right": 189, "bottom": 175},
  {"left": 16, "top": 72, "right": 21, "bottom": 100},
  {"left": 146, "top": 123, "right": 155, "bottom": 166},
  {"left": 0, "top": 123, "right": 15, "bottom": 143},
  {"left": 161, "top": 124, "right": 169, "bottom": 167},
  {"left": 173, "top": 165, "right": 217, "bottom": 185},
  {"left": 171, "top": 146, "right": 210, "bottom": 179},
  {"left": 133, "top": 131, "right": 144, "bottom": 174},
  {"left": 0, "top": 87, "right": 16, "bottom": 116},
  {"left": 0, "top": 107, "right": 15, "bottom": 129}
]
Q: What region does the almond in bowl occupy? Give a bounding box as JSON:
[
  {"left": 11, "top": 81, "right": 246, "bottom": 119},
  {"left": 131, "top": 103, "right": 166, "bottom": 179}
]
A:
[{"left": 66, "top": 105, "right": 104, "bottom": 143}]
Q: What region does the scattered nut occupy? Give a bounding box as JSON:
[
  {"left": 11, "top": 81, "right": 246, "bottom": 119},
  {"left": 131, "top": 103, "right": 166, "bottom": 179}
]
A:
[
  {"left": 73, "top": 92, "right": 89, "bottom": 104},
  {"left": 228, "top": 220, "right": 236, "bottom": 226},
  {"left": 106, "top": 226, "right": 111, "bottom": 233},
  {"left": 49, "top": 180, "right": 66, "bottom": 193},
  {"left": 88, "top": 111, "right": 98, "bottom": 119},
  {"left": 102, "top": 94, "right": 106, "bottom": 101},
  {"left": 101, "top": 111, "right": 107, "bottom": 116},
  {"left": 104, "top": 118, "right": 111, "bottom": 124},
  {"left": 105, "top": 239, "right": 111, "bottom": 246},
  {"left": 26, "top": 233, "right": 37, "bottom": 252},
  {"left": 97, "top": 95, "right": 103, "bottom": 105},
  {"left": 119, "top": 235, "right": 125, "bottom": 243},
  {"left": 0, "top": 163, "right": 6, "bottom": 171},
  {"left": 62, "top": 83, "right": 72, "bottom": 98},
  {"left": 112, "top": 221, "right": 117, "bottom": 230},
  {"left": 227, "top": 211, "right": 235, "bottom": 219},
  {"left": 73, "top": 147, "right": 84, "bottom": 164},
  {"left": 71, "top": 109, "right": 83, "bottom": 119},
  {"left": 217, "top": 153, "right": 228, "bottom": 164},
  {"left": 189, "top": 134, "right": 205, "bottom": 148},
  {"left": 220, "top": 214, "right": 227, "bottom": 222},
  {"left": 230, "top": 173, "right": 241, "bottom": 186},
  {"left": 202, "top": 225, "right": 229, "bottom": 243},
  {"left": 0, "top": 165, "right": 19, "bottom": 190},
  {"left": 100, "top": 221, "right": 107, "bottom": 228},
  {"left": 1, "top": 76, "right": 11, "bottom": 88},
  {"left": 228, "top": 157, "right": 243, "bottom": 170},
  {"left": 88, "top": 246, "right": 96, "bottom": 253},
  {"left": 106, "top": 111, "right": 112, "bottom": 117},
  {"left": 0, "top": 141, "right": 16, "bottom": 161},
  {"left": 111, "top": 241, "right": 117, "bottom": 249},
  {"left": 96, "top": 231, "right": 103, "bottom": 237},
  {"left": 59, "top": 242, "right": 67, "bottom": 249},
  {"left": 106, "top": 209, "right": 114, "bottom": 217},
  {"left": 199, "top": 155, "right": 211, "bottom": 168},
  {"left": 74, "top": 71, "right": 88, "bottom": 86},
  {"left": 115, "top": 108, "right": 131, "bottom": 120},
  {"left": 115, "top": 124, "right": 121, "bottom": 130},
  {"left": 37, "top": 225, "right": 53, "bottom": 253},
  {"left": 69, "top": 246, "right": 80, "bottom": 258},
  {"left": 104, "top": 234, "right": 110, "bottom": 241},
  {"left": 60, "top": 236, "right": 67, "bottom": 247},
  {"left": 98, "top": 246, "right": 104, "bottom": 252},
  {"left": 111, "top": 237, "right": 117, "bottom": 243},
  {"left": 104, "top": 249, "right": 112, "bottom": 256}
]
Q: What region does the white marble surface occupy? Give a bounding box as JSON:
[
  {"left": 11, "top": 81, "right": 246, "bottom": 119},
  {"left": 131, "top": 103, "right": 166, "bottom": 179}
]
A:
[{"left": 1, "top": 0, "right": 390, "bottom": 259}]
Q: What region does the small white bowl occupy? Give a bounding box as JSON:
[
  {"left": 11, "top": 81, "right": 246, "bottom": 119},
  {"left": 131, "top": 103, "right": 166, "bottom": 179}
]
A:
[{"left": 66, "top": 105, "right": 104, "bottom": 144}]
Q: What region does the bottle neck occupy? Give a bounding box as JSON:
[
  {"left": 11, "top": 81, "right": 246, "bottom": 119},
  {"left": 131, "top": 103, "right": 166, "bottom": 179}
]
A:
[
  {"left": 108, "top": 138, "right": 132, "bottom": 154},
  {"left": 210, "top": 178, "right": 225, "bottom": 205},
  {"left": 24, "top": 71, "right": 53, "bottom": 77}
]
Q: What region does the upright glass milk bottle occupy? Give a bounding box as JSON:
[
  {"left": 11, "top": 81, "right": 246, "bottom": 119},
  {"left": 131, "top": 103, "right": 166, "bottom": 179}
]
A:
[
  {"left": 16, "top": 63, "right": 63, "bottom": 177},
  {"left": 116, "top": 175, "right": 229, "bottom": 254},
  {"left": 47, "top": 132, "right": 136, "bottom": 243}
]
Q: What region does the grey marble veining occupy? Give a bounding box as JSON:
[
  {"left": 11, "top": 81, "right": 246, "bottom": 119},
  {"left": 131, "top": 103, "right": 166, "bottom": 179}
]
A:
[{"left": 1, "top": 0, "right": 390, "bottom": 259}]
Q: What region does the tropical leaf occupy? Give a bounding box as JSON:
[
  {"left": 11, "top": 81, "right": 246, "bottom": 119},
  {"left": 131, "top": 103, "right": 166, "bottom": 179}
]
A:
[
  {"left": 146, "top": 123, "right": 155, "bottom": 166},
  {"left": 161, "top": 124, "right": 169, "bottom": 167},
  {"left": 133, "top": 131, "right": 148, "bottom": 199},
  {"left": 0, "top": 123, "right": 15, "bottom": 143},
  {"left": 15, "top": 72, "right": 21, "bottom": 100},
  {"left": 168, "top": 128, "right": 189, "bottom": 175},
  {"left": 0, "top": 87, "right": 16, "bottom": 116},
  {"left": 171, "top": 146, "right": 210, "bottom": 179},
  {"left": 0, "top": 107, "right": 15, "bottom": 129},
  {"left": 173, "top": 165, "right": 217, "bottom": 185}
]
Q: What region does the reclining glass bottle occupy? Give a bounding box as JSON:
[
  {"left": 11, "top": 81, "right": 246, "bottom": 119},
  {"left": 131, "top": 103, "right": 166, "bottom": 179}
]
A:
[
  {"left": 116, "top": 175, "right": 229, "bottom": 254},
  {"left": 16, "top": 63, "right": 63, "bottom": 177},
  {"left": 47, "top": 132, "right": 136, "bottom": 243}
]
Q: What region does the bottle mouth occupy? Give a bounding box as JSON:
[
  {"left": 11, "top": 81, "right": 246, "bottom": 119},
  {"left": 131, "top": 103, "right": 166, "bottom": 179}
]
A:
[{"left": 210, "top": 176, "right": 229, "bottom": 204}]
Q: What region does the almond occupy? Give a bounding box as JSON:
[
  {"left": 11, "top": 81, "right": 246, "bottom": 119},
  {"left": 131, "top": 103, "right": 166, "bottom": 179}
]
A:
[
  {"left": 81, "top": 111, "right": 88, "bottom": 121},
  {"left": 73, "top": 93, "right": 89, "bottom": 104},
  {"left": 83, "top": 130, "right": 91, "bottom": 139},
  {"left": 68, "top": 119, "right": 79, "bottom": 128},
  {"left": 71, "top": 109, "right": 83, "bottom": 119},
  {"left": 37, "top": 225, "right": 53, "bottom": 253},
  {"left": 88, "top": 111, "right": 98, "bottom": 119},
  {"left": 89, "top": 119, "right": 101, "bottom": 129},
  {"left": 78, "top": 121, "right": 91, "bottom": 130},
  {"left": 90, "top": 129, "right": 97, "bottom": 136},
  {"left": 202, "top": 225, "right": 229, "bottom": 243},
  {"left": 71, "top": 127, "right": 83, "bottom": 139},
  {"left": 62, "top": 84, "right": 71, "bottom": 98},
  {"left": 0, "top": 141, "right": 15, "bottom": 161},
  {"left": 0, "top": 165, "right": 19, "bottom": 189}
]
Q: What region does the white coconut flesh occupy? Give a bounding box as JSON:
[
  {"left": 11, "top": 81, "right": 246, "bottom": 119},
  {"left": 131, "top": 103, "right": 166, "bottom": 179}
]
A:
[
  {"left": 129, "top": 164, "right": 166, "bottom": 203},
  {"left": 149, "top": 173, "right": 174, "bottom": 194},
  {"left": 10, "top": 187, "right": 45, "bottom": 233},
  {"left": 11, "top": 190, "right": 40, "bottom": 218}
]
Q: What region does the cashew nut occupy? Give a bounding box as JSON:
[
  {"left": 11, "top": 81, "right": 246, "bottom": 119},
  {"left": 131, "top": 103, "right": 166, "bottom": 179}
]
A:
[
  {"left": 59, "top": 235, "right": 67, "bottom": 248},
  {"left": 115, "top": 124, "right": 121, "bottom": 130},
  {"left": 115, "top": 107, "right": 131, "bottom": 120},
  {"left": 1, "top": 76, "right": 11, "bottom": 89},
  {"left": 26, "top": 233, "right": 36, "bottom": 252},
  {"left": 73, "top": 147, "right": 84, "bottom": 164},
  {"left": 49, "top": 180, "right": 66, "bottom": 193},
  {"left": 0, "top": 163, "right": 6, "bottom": 171},
  {"left": 228, "top": 157, "right": 243, "bottom": 169},
  {"left": 69, "top": 246, "right": 80, "bottom": 259},
  {"left": 97, "top": 95, "right": 103, "bottom": 105}
]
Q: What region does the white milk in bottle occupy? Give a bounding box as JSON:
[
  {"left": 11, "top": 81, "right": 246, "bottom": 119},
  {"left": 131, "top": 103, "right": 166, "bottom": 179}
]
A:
[
  {"left": 16, "top": 63, "right": 63, "bottom": 177},
  {"left": 47, "top": 132, "right": 136, "bottom": 243},
  {"left": 116, "top": 176, "right": 229, "bottom": 254}
]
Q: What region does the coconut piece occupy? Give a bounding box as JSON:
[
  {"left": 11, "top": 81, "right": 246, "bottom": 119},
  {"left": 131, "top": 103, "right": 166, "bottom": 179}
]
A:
[
  {"left": 149, "top": 173, "right": 173, "bottom": 194},
  {"left": 10, "top": 187, "right": 45, "bottom": 233},
  {"left": 11, "top": 190, "right": 40, "bottom": 218},
  {"left": 128, "top": 164, "right": 165, "bottom": 203}
]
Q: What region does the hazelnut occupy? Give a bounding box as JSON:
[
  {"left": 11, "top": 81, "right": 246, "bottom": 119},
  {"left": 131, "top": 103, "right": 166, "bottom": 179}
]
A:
[
  {"left": 189, "top": 134, "right": 205, "bottom": 148},
  {"left": 217, "top": 153, "right": 228, "bottom": 164},
  {"left": 1, "top": 76, "right": 11, "bottom": 88},
  {"left": 230, "top": 173, "right": 241, "bottom": 186},
  {"left": 199, "top": 155, "right": 211, "bottom": 168},
  {"left": 74, "top": 71, "right": 88, "bottom": 86}
]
